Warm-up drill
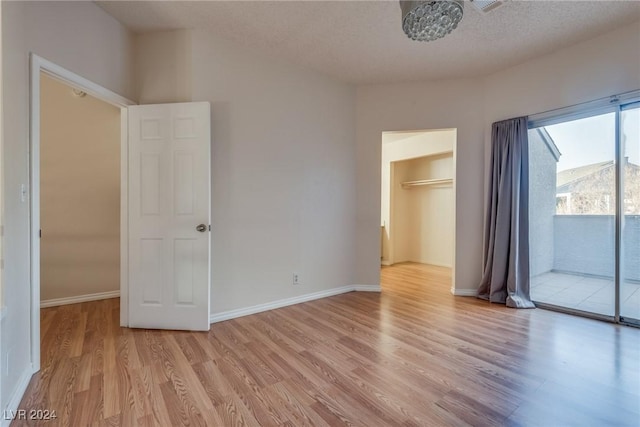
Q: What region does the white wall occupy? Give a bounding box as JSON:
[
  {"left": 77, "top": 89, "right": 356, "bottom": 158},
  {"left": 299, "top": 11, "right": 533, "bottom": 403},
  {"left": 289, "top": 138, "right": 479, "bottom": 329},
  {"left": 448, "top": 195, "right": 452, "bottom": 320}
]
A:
[
  {"left": 390, "top": 159, "right": 411, "bottom": 263},
  {"left": 135, "top": 30, "right": 358, "bottom": 315},
  {"left": 482, "top": 22, "right": 640, "bottom": 127},
  {"left": 134, "top": 30, "right": 192, "bottom": 104},
  {"left": 189, "top": 31, "right": 358, "bottom": 314},
  {"left": 1, "top": 1, "right": 134, "bottom": 414},
  {"left": 356, "top": 20, "right": 640, "bottom": 295},
  {"left": 40, "top": 74, "right": 121, "bottom": 303}
]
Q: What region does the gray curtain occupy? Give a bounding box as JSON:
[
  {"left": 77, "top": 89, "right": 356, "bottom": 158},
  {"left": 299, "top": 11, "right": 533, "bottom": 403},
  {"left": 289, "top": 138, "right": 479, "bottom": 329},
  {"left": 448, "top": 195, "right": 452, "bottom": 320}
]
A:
[{"left": 478, "top": 116, "right": 535, "bottom": 308}]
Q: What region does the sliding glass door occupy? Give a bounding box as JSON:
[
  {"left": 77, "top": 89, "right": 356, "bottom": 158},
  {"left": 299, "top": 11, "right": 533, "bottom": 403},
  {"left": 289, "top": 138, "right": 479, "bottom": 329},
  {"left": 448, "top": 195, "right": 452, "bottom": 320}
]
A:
[
  {"left": 529, "top": 112, "right": 616, "bottom": 316},
  {"left": 528, "top": 96, "right": 639, "bottom": 325}
]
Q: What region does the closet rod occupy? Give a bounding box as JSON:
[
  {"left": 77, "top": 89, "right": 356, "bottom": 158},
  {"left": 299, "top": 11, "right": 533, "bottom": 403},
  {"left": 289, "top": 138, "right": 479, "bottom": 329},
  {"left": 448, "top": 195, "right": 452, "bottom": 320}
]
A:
[{"left": 401, "top": 178, "right": 453, "bottom": 188}]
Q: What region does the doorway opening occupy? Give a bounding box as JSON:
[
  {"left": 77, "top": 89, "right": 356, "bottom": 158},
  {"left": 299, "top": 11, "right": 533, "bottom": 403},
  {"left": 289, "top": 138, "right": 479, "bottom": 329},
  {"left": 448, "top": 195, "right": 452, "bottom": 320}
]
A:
[
  {"left": 39, "top": 73, "right": 121, "bottom": 308},
  {"left": 37, "top": 72, "right": 122, "bottom": 374},
  {"left": 30, "top": 55, "right": 134, "bottom": 372},
  {"left": 380, "top": 129, "right": 456, "bottom": 294}
]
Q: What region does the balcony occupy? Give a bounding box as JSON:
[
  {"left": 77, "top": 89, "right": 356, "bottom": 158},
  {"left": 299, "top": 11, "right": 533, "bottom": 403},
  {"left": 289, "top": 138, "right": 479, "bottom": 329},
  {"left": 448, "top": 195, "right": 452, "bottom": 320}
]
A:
[
  {"left": 531, "top": 272, "right": 640, "bottom": 318},
  {"left": 530, "top": 215, "right": 640, "bottom": 319}
]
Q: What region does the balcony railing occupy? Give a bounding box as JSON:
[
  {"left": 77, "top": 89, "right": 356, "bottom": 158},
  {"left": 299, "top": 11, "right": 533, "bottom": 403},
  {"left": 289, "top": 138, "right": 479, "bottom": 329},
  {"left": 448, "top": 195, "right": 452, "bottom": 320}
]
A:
[{"left": 532, "top": 215, "right": 640, "bottom": 281}]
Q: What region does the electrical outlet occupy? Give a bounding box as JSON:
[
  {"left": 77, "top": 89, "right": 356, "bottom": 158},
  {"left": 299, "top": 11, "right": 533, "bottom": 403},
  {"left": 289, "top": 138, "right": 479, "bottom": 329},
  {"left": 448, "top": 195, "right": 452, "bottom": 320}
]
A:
[{"left": 293, "top": 273, "right": 301, "bottom": 285}]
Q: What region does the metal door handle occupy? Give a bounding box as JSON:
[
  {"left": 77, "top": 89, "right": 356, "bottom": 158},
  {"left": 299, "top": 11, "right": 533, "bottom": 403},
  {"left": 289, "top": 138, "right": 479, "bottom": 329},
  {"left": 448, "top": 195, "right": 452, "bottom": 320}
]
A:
[{"left": 196, "top": 224, "right": 207, "bottom": 232}]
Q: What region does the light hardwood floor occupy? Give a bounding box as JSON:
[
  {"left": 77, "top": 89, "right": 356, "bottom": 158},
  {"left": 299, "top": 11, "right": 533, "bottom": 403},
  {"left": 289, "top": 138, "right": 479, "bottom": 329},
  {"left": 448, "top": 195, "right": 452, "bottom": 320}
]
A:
[{"left": 13, "top": 263, "right": 640, "bottom": 426}]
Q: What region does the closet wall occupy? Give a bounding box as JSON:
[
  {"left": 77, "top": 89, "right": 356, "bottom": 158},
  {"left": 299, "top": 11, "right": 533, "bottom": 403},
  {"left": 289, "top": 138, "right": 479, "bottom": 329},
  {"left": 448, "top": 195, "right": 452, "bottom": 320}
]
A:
[{"left": 392, "top": 153, "right": 454, "bottom": 266}]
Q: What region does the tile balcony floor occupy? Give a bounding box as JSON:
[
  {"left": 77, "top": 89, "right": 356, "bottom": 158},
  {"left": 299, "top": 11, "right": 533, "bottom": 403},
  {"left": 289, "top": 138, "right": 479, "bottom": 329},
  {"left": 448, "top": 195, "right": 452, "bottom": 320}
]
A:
[{"left": 531, "top": 271, "right": 640, "bottom": 320}]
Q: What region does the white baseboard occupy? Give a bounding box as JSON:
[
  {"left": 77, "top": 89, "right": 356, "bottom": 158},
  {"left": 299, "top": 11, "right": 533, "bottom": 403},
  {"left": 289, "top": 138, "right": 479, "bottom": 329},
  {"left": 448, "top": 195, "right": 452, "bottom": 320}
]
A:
[
  {"left": 428, "top": 262, "right": 453, "bottom": 268},
  {"left": 353, "top": 285, "right": 381, "bottom": 292},
  {"left": 40, "top": 290, "right": 120, "bottom": 308},
  {"left": 451, "top": 287, "right": 477, "bottom": 296},
  {"left": 382, "top": 261, "right": 452, "bottom": 268},
  {"left": 210, "top": 285, "right": 381, "bottom": 324},
  {"left": 2, "top": 367, "right": 33, "bottom": 427}
]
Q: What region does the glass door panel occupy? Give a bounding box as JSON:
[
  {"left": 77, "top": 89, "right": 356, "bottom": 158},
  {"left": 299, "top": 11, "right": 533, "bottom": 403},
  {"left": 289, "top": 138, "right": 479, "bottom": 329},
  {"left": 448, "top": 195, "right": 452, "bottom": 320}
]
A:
[
  {"left": 621, "top": 103, "right": 640, "bottom": 323},
  {"left": 529, "top": 112, "right": 616, "bottom": 316}
]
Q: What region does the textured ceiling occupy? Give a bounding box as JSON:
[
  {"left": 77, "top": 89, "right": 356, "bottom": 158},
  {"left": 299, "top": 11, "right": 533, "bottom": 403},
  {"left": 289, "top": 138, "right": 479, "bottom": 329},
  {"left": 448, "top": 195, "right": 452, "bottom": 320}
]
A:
[{"left": 96, "top": 1, "right": 640, "bottom": 84}]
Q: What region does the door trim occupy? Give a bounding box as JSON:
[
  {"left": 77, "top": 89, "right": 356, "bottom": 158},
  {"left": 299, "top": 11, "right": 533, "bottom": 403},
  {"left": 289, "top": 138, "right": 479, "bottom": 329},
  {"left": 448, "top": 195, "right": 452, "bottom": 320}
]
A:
[{"left": 29, "top": 54, "right": 135, "bottom": 372}]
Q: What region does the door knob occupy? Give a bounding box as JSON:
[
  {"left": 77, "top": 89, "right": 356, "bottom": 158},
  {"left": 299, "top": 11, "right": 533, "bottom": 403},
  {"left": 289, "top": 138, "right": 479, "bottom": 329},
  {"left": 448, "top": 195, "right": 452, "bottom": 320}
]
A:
[{"left": 196, "top": 224, "right": 207, "bottom": 232}]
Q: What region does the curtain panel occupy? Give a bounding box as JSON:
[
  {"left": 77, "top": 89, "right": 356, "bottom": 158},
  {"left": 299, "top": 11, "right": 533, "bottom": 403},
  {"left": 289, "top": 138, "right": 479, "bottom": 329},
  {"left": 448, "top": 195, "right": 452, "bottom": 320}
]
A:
[{"left": 478, "top": 116, "right": 535, "bottom": 308}]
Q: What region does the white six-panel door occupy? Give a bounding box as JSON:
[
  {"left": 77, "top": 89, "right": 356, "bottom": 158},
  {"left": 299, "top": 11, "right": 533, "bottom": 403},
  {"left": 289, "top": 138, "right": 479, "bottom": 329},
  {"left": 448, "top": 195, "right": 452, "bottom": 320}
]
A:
[{"left": 128, "top": 102, "right": 211, "bottom": 331}]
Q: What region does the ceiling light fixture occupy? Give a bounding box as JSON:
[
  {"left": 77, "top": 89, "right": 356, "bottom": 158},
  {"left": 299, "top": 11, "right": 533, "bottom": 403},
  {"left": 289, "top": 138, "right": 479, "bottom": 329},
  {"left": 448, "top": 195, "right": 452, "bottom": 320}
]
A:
[{"left": 400, "top": 0, "right": 464, "bottom": 42}]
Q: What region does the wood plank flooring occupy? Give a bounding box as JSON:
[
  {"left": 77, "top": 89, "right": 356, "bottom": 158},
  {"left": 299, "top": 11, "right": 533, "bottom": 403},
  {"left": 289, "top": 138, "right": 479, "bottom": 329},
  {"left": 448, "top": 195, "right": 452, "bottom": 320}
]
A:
[{"left": 13, "top": 263, "right": 640, "bottom": 426}]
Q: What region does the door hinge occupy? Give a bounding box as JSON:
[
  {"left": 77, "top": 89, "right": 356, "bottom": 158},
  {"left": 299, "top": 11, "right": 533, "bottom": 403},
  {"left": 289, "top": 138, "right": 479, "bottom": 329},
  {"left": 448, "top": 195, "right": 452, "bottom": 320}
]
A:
[
  {"left": 39, "top": 229, "right": 42, "bottom": 238},
  {"left": 208, "top": 225, "right": 211, "bottom": 231}
]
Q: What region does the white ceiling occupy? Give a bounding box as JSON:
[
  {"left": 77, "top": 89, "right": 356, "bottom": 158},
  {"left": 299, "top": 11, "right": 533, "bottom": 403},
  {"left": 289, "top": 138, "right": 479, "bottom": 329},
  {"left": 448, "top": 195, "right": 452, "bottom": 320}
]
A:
[{"left": 96, "top": 1, "right": 640, "bottom": 84}]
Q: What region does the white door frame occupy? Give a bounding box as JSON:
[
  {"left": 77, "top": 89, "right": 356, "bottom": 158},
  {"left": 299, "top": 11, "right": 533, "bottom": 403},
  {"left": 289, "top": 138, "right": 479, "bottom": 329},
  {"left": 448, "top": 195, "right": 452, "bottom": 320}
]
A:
[{"left": 29, "top": 54, "right": 135, "bottom": 372}]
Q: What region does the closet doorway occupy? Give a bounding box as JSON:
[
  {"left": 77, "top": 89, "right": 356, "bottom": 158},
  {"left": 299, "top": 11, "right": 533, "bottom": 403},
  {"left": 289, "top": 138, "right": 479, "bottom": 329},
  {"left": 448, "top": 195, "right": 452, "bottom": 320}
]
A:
[
  {"left": 380, "top": 129, "right": 456, "bottom": 289},
  {"left": 39, "top": 73, "right": 122, "bottom": 309},
  {"left": 35, "top": 69, "right": 126, "bottom": 374}
]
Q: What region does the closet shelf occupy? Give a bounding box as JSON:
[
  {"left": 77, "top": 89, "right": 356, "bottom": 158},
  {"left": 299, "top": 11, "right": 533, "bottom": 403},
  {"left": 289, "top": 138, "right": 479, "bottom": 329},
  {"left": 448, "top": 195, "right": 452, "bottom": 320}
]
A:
[{"left": 401, "top": 178, "right": 453, "bottom": 189}]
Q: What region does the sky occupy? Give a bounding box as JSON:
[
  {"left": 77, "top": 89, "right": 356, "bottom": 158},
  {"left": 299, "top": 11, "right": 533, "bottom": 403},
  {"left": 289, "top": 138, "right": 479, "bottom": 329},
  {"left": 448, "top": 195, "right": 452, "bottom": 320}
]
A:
[{"left": 540, "top": 108, "right": 639, "bottom": 172}]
